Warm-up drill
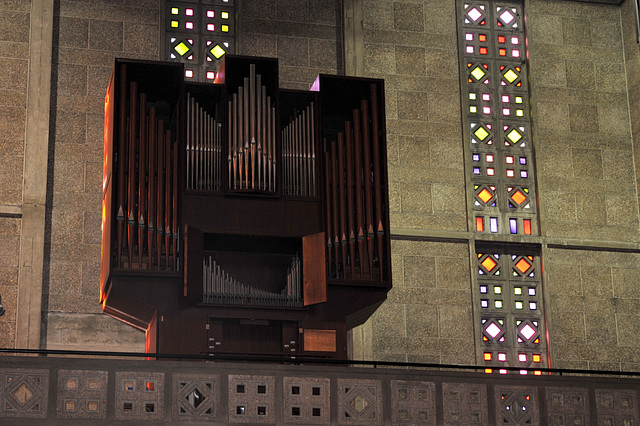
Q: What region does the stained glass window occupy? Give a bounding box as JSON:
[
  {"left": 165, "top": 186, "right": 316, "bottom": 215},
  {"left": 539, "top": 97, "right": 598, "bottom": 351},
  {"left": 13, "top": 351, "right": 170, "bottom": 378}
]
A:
[
  {"left": 476, "top": 248, "right": 546, "bottom": 373},
  {"left": 165, "top": 0, "right": 236, "bottom": 82},
  {"left": 459, "top": 1, "right": 546, "bottom": 372},
  {"left": 460, "top": 1, "right": 536, "bottom": 236}
]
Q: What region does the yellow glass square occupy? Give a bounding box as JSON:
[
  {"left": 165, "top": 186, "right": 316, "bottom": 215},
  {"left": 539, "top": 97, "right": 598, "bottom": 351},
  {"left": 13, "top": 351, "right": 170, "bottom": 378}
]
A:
[
  {"left": 514, "top": 287, "right": 522, "bottom": 295},
  {"left": 515, "top": 301, "right": 523, "bottom": 309},
  {"left": 222, "top": 11, "right": 229, "bottom": 19},
  {"left": 469, "top": 93, "right": 477, "bottom": 100},
  {"left": 470, "top": 106, "right": 477, "bottom": 113},
  {"left": 503, "top": 69, "right": 518, "bottom": 83},
  {"left": 222, "top": 25, "right": 229, "bottom": 32},
  {"left": 474, "top": 126, "right": 489, "bottom": 141},
  {"left": 171, "top": 7, "right": 179, "bottom": 14},
  {"left": 515, "top": 96, "right": 523, "bottom": 103},
  {"left": 210, "top": 45, "right": 226, "bottom": 59},
  {"left": 171, "top": 20, "right": 179, "bottom": 28},
  {"left": 516, "top": 109, "right": 524, "bottom": 117},
  {"left": 494, "top": 286, "right": 502, "bottom": 294},
  {"left": 174, "top": 42, "right": 190, "bottom": 56},
  {"left": 495, "top": 300, "right": 503, "bottom": 308},
  {"left": 471, "top": 66, "right": 486, "bottom": 81}
]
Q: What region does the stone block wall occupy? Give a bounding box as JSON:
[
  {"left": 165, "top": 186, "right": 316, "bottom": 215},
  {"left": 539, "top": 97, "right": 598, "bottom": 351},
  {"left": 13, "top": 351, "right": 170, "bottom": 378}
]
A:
[
  {"left": 238, "top": 0, "right": 341, "bottom": 90},
  {"left": 43, "top": 0, "right": 162, "bottom": 350},
  {"left": 546, "top": 248, "right": 640, "bottom": 371},
  {"left": 0, "top": 0, "right": 30, "bottom": 349},
  {"left": 528, "top": 0, "right": 638, "bottom": 242}
]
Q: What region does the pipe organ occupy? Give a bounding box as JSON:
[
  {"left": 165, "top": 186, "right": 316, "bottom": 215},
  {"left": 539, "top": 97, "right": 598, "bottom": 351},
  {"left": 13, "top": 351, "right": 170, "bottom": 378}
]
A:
[{"left": 101, "top": 56, "right": 391, "bottom": 359}]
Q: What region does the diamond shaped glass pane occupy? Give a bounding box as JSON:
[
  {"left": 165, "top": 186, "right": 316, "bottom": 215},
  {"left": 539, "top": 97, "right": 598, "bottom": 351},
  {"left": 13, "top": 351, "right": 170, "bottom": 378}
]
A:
[
  {"left": 12, "top": 384, "right": 34, "bottom": 404},
  {"left": 175, "top": 42, "right": 190, "bottom": 56},
  {"left": 500, "top": 10, "right": 515, "bottom": 24},
  {"left": 467, "top": 7, "right": 483, "bottom": 21},
  {"left": 210, "top": 44, "right": 225, "bottom": 59},
  {"left": 507, "top": 129, "right": 522, "bottom": 143},
  {"left": 481, "top": 256, "right": 497, "bottom": 271},
  {"left": 471, "top": 66, "right": 486, "bottom": 81},
  {"left": 515, "top": 258, "right": 531, "bottom": 274},
  {"left": 474, "top": 126, "right": 489, "bottom": 141},
  {"left": 486, "top": 322, "right": 502, "bottom": 338},
  {"left": 510, "top": 190, "right": 527, "bottom": 205},
  {"left": 520, "top": 324, "right": 536, "bottom": 340},
  {"left": 478, "top": 188, "right": 493, "bottom": 203},
  {"left": 504, "top": 69, "right": 519, "bottom": 83}
]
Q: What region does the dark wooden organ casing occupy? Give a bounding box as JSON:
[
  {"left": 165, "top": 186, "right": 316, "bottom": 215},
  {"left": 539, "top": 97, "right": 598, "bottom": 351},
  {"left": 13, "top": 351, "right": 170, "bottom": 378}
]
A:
[{"left": 101, "top": 56, "right": 391, "bottom": 359}]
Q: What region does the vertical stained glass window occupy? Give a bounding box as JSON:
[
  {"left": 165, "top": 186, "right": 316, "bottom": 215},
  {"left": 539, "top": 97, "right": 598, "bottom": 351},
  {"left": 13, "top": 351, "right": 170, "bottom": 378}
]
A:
[
  {"left": 165, "top": 0, "right": 236, "bottom": 82},
  {"left": 460, "top": 1, "right": 536, "bottom": 235},
  {"left": 476, "top": 248, "right": 546, "bottom": 373},
  {"left": 458, "top": 1, "right": 547, "bottom": 372}
]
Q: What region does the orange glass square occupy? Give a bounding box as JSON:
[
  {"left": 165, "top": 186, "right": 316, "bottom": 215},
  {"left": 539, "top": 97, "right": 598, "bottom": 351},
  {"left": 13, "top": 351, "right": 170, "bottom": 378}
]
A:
[
  {"left": 478, "top": 188, "right": 493, "bottom": 203},
  {"left": 532, "top": 354, "right": 541, "bottom": 363},
  {"left": 523, "top": 219, "right": 531, "bottom": 235},
  {"left": 480, "top": 47, "right": 488, "bottom": 55},
  {"left": 484, "top": 352, "right": 492, "bottom": 361},
  {"left": 499, "top": 48, "right": 507, "bottom": 56},
  {"left": 498, "top": 35, "right": 506, "bottom": 43},
  {"left": 481, "top": 256, "right": 497, "bottom": 271},
  {"left": 476, "top": 217, "right": 484, "bottom": 232},
  {"left": 479, "top": 34, "right": 487, "bottom": 42},
  {"left": 515, "top": 258, "right": 531, "bottom": 274},
  {"left": 511, "top": 189, "right": 527, "bottom": 205}
]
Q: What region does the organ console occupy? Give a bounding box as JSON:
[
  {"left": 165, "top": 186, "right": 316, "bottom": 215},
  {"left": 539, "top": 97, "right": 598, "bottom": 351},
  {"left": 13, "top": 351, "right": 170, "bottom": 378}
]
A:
[{"left": 100, "top": 55, "right": 392, "bottom": 359}]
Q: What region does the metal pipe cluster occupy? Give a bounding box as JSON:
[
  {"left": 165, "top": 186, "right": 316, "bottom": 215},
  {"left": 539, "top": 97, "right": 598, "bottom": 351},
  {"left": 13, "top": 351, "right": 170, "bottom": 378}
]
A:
[
  {"left": 115, "top": 64, "right": 179, "bottom": 271},
  {"left": 186, "top": 93, "right": 222, "bottom": 191},
  {"left": 282, "top": 103, "right": 316, "bottom": 197},
  {"left": 202, "top": 255, "right": 302, "bottom": 307},
  {"left": 227, "top": 64, "right": 277, "bottom": 192},
  {"left": 325, "top": 84, "right": 385, "bottom": 281}
]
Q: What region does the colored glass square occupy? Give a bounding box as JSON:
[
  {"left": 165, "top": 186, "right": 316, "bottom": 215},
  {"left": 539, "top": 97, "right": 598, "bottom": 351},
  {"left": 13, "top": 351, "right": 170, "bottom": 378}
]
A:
[
  {"left": 506, "top": 169, "right": 514, "bottom": 177},
  {"left": 207, "top": 23, "right": 214, "bottom": 31},
  {"left": 483, "top": 93, "right": 490, "bottom": 101},
  {"left": 506, "top": 156, "right": 514, "bottom": 164},
  {"left": 504, "top": 69, "right": 519, "bottom": 83},
  {"left": 206, "top": 71, "right": 215, "bottom": 79},
  {"left": 515, "top": 301, "right": 523, "bottom": 309},
  {"left": 516, "top": 109, "right": 524, "bottom": 116},
  {"left": 478, "top": 188, "right": 493, "bottom": 203},
  {"left": 469, "top": 93, "right": 477, "bottom": 100},
  {"left": 474, "top": 126, "right": 489, "bottom": 140},
  {"left": 481, "top": 256, "right": 497, "bottom": 271},
  {"left": 498, "top": 35, "right": 506, "bottom": 43},
  {"left": 514, "top": 287, "right": 522, "bottom": 295},
  {"left": 186, "top": 21, "right": 194, "bottom": 29},
  {"left": 502, "top": 95, "right": 509, "bottom": 103},
  {"left": 222, "top": 25, "right": 229, "bottom": 32},
  {"left": 483, "top": 106, "right": 491, "bottom": 114},
  {"left": 487, "top": 168, "right": 495, "bottom": 176},
  {"left": 171, "top": 20, "right": 179, "bottom": 28},
  {"left": 518, "top": 353, "right": 527, "bottom": 362},
  {"left": 471, "top": 66, "right": 486, "bottom": 81},
  {"left": 174, "top": 42, "right": 190, "bottom": 56},
  {"left": 515, "top": 96, "right": 523, "bottom": 104},
  {"left": 479, "top": 34, "right": 487, "bottom": 42},
  {"left": 486, "top": 154, "right": 494, "bottom": 162},
  {"left": 484, "top": 352, "right": 492, "bottom": 361},
  {"left": 185, "top": 69, "right": 194, "bottom": 78},
  {"left": 495, "top": 300, "right": 503, "bottom": 308},
  {"left": 186, "top": 8, "right": 194, "bottom": 16},
  {"left": 467, "top": 46, "right": 474, "bottom": 54},
  {"left": 515, "top": 257, "right": 531, "bottom": 273},
  {"left": 470, "top": 106, "right": 477, "bottom": 113},
  {"left": 207, "top": 10, "right": 214, "bottom": 18},
  {"left": 511, "top": 36, "right": 519, "bottom": 44},
  {"left": 171, "top": 7, "right": 179, "bottom": 14},
  {"left": 494, "top": 286, "right": 502, "bottom": 294},
  {"left": 512, "top": 49, "right": 520, "bottom": 57},
  {"left": 210, "top": 44, "right": 225, "bottom": 58},
  {"left": 481, "top": 300, "right": 489, "bottom": 308},
  {"left": 222, "top": 11, "right": 229, "bottom": 19},
  {"left": 466, "top": 33, "right": 473, "bottom": 41},
  {"left": 507, "top": 128, "right": 522, "bottom": 143},
  {"left": 533, "top": 354, "right": 541, "bottom": 363},
  {"left": 503, "top": 108, "right": 510, "bottom": 115},
  {"left": 480, "top": 47, "right": 488, "bottom": 55},
  {"left": 499, "top": 48, "right": 507, "bottom": 56},
  {"left": 498, "top": 353, "right": 507, "bottom": 361},
  {"left": 480, "top": 285, "right": 488, "bottom": 293}
]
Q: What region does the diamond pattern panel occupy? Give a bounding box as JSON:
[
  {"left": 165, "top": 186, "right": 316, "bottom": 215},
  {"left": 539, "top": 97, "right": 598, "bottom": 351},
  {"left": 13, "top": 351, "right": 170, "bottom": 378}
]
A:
[
  {"left": 546, "top": 387, "right": 591, "bottom": 425},
  {"left": 596, "top": 389, "right": 639, "bottom": 426},
  {"left": 228, "top": 375, "right": 275, "bottom": 423},
  {"left": 495, "top": 386, "right": 538, "bottom": 424},
  {"left": 0, "top": 369, "right": 48, "bottom": 419},
  {"left": 338, "top": 378, "right": 383, "bottom": 425},
  {"left": 442, "top": 382, "right": 487, "bottom": 424},
  {"left": 283, "top": 377, "right": 330, "bottom": 424},
  {"left": 57, "top": 370, "right": 107, "bottom": 419},
  {"left": 391, "top": 380, "right": 436, "bottom": 425},
  {"left": 115, "top": 372, "right": 164, "bottom": 421},
  {"left": 172, "top": 373, "right": 220, "bottom": 422}
]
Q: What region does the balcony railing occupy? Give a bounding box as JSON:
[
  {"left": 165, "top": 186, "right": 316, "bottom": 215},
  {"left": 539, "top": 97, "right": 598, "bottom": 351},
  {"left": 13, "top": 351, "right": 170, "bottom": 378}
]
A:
[{"left": 0, "top": 348, "right": 638, "bottom": 424}]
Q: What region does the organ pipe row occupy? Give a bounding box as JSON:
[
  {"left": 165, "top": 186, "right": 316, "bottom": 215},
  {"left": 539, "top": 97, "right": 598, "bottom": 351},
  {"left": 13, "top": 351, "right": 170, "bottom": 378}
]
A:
[
  {"left": 227, "top": 64, "right": 277, "bottom": 192},
  {"left": 186, "top": 93, "right": 222, "bottom": 191},
  {"left": 202, "top": 256, "right": 302, "bottom": 307},
  {"left": 115, "top": 64, "right": 179, "bottom": 271},
  {"left": 324, "top": 84, "right": 386, "bottom": 281},
  {"left": 282, "top": 103, "right": 316, "bottom": 197}
]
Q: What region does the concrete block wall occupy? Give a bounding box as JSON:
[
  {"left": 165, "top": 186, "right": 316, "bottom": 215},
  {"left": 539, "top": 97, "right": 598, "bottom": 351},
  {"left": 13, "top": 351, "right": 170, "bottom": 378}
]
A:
[
  {"left": 237, "top": 0, "right": 341, "bottom": 90},
  {"left": 43, "top": 0, "right": 163, "bottom": 351},
  {"left": 0, "top": 0, "right": 31, "bottom": 349}
]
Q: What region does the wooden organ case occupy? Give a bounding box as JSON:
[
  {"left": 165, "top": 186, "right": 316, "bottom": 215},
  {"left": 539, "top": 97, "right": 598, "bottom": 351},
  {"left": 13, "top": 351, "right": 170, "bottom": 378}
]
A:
[{"left": 101, "top": 56, "right": 391, "bottom": 360}]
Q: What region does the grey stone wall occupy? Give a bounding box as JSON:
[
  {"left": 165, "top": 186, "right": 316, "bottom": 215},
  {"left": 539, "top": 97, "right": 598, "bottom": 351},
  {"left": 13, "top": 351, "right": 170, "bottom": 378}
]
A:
[
  {"left": 351, "top": 0, "right": 473, "bottom": 364},
  {"left": 43, "top": 0, "right": 160, "bottom": 350},
  {"left": 546, "top": 248, "right": 640, "bottom": 371},
  {"left": 237, "top": 0, "right": 341, "bottom": 90},
  {"left": 528, "top": 0, "right": 638, "bottom": 242},
  {"left": 0, "top": 0, "right": 30, "bottom": 348}
]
